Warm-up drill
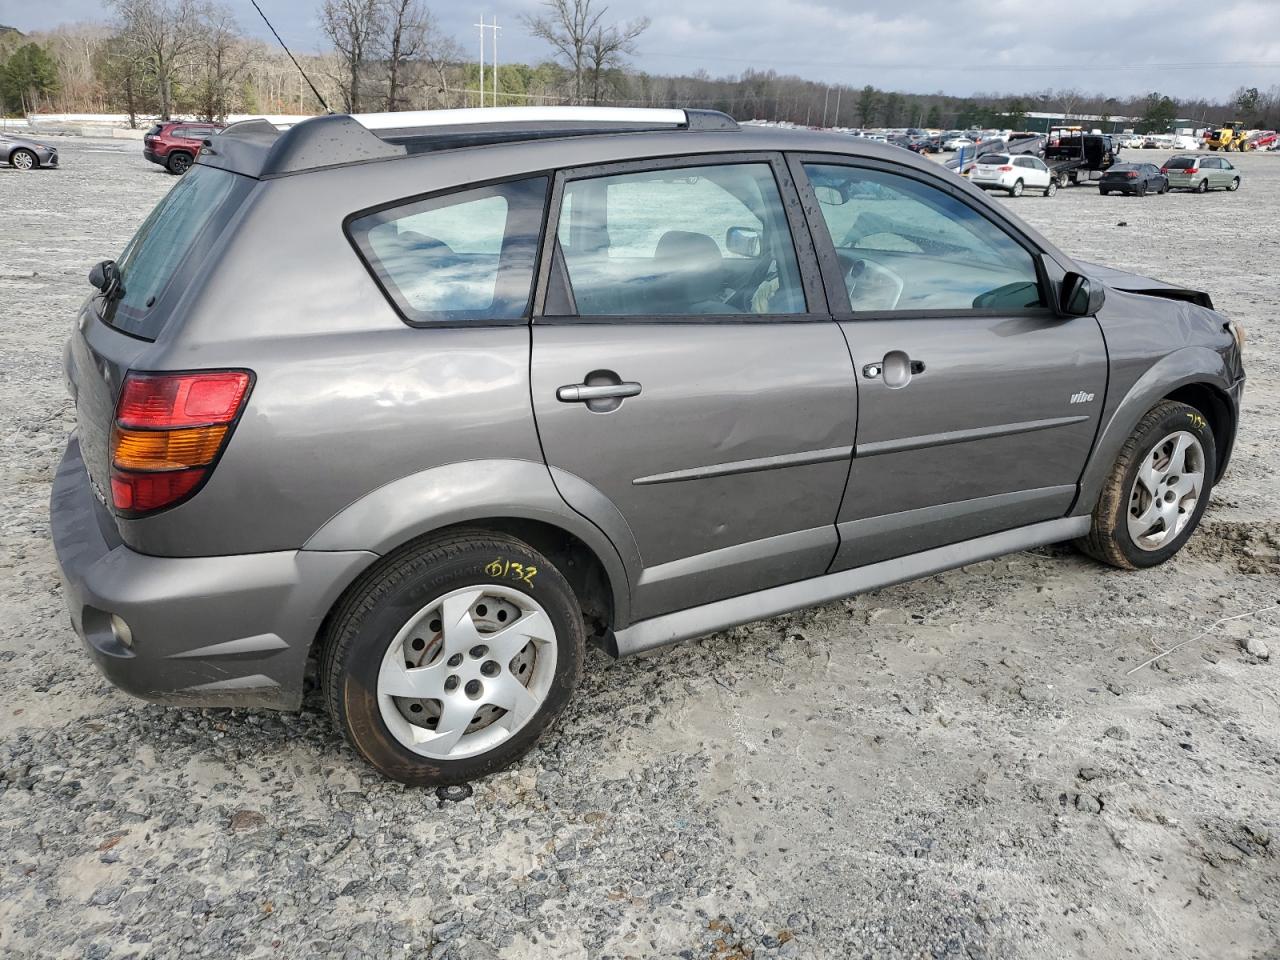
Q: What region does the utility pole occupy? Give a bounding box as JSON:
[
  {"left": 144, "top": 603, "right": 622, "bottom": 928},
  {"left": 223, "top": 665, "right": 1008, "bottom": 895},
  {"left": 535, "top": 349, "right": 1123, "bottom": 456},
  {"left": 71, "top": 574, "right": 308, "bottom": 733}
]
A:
[
  {"left": 475, "top": 16, "right": 500, "bottom": 107},
  {"left": 475, "top": 16, "right": 485, "bottom": 107},
  {"left": 833, "top": 86, "right": 842, "bottom": 128}
]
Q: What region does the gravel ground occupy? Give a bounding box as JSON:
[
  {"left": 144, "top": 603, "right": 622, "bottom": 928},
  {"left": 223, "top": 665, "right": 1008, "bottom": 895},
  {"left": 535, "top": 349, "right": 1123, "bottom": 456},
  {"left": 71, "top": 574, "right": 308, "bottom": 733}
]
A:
[{"left": 1, "top": 138, "right": 1278, "bottom": 960}]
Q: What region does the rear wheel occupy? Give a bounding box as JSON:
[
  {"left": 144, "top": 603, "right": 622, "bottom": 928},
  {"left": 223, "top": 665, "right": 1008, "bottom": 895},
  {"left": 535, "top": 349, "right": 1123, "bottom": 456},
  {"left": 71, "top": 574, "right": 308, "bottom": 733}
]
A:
[
  {"left": 166, "top": 151, "right": 192, "bottom": 175},
  {"left": 1137, "top": 181, "right": 1148, "bottom": 197},
  {"left": 1076, "top": 400, "right": 1215, "bottom": 570},
  {"left": 1099, "top": 188, "right": 1110, "bottom": 196},
  {"left": 1010, "top": 179, "right": 1024, "bottom": 197},
  {"left": 1197, "top": 178, "right": 1209, "bottom": 193},
  {"left": 322, "top": 531, "right": 586, "bottom": 785},
  {"left": 10, "top": 148, "right": 36, "bottom": 171}
]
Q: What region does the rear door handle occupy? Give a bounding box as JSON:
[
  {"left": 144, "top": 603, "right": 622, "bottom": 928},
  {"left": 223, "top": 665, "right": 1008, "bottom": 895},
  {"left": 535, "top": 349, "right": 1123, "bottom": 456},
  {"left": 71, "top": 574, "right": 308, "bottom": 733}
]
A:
[{"left": 557, "top": 382, "right": 642, "bottom": 403}]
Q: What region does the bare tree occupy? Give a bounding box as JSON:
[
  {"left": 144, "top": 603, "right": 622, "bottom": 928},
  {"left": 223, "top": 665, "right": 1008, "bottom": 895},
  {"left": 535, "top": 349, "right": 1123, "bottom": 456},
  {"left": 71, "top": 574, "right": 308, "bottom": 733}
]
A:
[
  {"left": 193, "top": 3, "right": 245, "bottom": 120},
  {"left": 523, "top": 0, "right": 646, "bottom": 105},
  {"left": 110, "top": 0, "right": 206, "bottom": 119},
  {"left": 584, "top": 15, "right": 648, "bottom": 104},
  {"left": 322, "top": 0, "right": 382, "bottom": 113}
]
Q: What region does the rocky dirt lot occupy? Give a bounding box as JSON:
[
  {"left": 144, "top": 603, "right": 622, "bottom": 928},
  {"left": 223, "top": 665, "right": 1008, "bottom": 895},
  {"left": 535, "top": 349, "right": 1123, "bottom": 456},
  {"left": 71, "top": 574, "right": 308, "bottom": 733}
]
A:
[{"left": 1, "top": 139, "right": 1277, "bottom": 960}]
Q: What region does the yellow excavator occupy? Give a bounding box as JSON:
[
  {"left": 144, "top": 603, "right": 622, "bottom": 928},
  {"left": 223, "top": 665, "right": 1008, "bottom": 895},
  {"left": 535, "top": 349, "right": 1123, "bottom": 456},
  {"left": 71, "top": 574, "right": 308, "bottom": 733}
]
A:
[{"left": 1204, "top": 122, "right": 1251, "bottom": 151}]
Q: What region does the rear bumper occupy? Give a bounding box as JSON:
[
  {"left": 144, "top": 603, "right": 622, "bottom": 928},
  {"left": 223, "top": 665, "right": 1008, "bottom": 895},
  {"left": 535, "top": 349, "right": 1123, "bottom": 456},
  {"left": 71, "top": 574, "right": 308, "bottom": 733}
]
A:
[
  {"left": 143, "top": 148, "right": 165, "bottom": 166},
  {"left": 50, "top": 436, "right": 375, "bottom": 709}
]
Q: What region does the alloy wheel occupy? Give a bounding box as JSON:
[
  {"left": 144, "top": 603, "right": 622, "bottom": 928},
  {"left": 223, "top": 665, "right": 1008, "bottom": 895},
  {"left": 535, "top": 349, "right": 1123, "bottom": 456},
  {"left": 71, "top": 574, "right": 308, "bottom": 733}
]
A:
[
  {"left": 376, "top": 585, "right": 557, "bottom": 760},
  {"left": 12, "top": 150, "right": 34, "bottom": 170},
  {"left": 1127, "top": 431, "right": 1205, "bottom": 551}
]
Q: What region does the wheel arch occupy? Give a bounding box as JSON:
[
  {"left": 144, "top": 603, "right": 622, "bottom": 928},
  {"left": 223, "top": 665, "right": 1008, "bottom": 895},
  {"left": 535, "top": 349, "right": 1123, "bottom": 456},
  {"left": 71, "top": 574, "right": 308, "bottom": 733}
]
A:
[
  {"left": 1073, "top": 347, "right": 1236, "bottom": 516},
  {"left": 304, "top": 459, "right": 634, "bottom": 655}
]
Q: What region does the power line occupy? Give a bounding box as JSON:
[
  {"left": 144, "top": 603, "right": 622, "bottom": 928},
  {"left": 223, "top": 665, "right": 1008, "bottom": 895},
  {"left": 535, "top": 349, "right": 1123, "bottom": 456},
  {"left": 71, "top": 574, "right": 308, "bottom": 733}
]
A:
[
  {"left": 639, "top": 50, "right": 1280, "bottom": 73},
  {"left": 245, "top": 0, "right": 331, "bottom": 113}
]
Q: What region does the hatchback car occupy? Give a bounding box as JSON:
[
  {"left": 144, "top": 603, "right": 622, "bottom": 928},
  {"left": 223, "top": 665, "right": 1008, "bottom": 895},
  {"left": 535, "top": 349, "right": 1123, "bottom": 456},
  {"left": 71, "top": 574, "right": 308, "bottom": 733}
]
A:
[
  {"left": 1, "top": 131, "right": 58, "bottom": 170},
  {"left": 969, "top": 153, "right": 1057, "bottom": 196},
  {"left": 143, "top": 120, "right": 225, "bottom": 174},
  {"left": 1162, "top": 155, "right": 1241, "bottom": 193},
  {"left": 52, "top": 107, "right": 1245, "bottom": 785},
  {"left": 1098, "top": 162, "right": 1168, "bottom": 196}
]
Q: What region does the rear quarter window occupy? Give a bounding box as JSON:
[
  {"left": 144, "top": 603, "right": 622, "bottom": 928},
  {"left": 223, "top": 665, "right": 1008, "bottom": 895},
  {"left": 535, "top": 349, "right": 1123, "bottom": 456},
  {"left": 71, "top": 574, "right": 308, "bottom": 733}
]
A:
[{"left": 347, "top": 177, "right": 548, "bottom": 325}]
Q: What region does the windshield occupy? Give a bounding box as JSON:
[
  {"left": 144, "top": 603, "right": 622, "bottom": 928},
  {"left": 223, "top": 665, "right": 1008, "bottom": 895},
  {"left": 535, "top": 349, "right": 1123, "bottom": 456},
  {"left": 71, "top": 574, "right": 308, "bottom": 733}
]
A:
[{"left": 105, "top": 166, "right": 248, "bottom": 339}]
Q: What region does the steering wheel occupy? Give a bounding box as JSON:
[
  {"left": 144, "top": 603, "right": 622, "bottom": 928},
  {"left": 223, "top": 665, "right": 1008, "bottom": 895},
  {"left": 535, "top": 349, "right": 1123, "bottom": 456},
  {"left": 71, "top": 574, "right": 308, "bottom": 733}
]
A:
[{"left": 845, "top": 258, "right": 904, "bottom": 311}]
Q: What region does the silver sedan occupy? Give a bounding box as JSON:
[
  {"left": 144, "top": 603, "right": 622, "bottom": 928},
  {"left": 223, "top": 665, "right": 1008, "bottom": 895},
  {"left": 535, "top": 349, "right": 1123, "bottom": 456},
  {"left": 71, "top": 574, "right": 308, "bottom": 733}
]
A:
[{"left": 0, "top": 132, "right": 59, "bottom": 170}]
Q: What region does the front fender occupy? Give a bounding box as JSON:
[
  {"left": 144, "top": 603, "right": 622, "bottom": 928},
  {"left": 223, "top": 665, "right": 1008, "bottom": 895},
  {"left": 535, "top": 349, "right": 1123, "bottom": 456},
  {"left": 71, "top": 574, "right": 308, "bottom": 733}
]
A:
[
  {"left": 1074, "top": 346, "right": 1235, "bottom": 515},
  {"left": 304, "top": 458, "right": 634, "bottom": 627}
]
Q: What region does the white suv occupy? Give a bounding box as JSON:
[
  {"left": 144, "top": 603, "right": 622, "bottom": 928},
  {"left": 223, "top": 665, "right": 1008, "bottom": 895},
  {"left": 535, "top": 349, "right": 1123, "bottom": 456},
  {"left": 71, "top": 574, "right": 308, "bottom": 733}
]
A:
[{"left": 969, "top": 154, "right": 1056, "bottom": 197}]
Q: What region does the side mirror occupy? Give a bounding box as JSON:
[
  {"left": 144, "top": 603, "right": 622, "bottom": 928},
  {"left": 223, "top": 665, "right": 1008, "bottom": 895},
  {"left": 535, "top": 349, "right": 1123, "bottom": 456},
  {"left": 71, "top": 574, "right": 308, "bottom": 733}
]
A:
[
  {"left": 725, "top": 226, "right": 762, "bottom": 258},
  {"left": 1060, "top": 271, "right": 1104, "bottom": 316},
  {"left": 88, "top": 259, "right": 118, "bottom": 293}
]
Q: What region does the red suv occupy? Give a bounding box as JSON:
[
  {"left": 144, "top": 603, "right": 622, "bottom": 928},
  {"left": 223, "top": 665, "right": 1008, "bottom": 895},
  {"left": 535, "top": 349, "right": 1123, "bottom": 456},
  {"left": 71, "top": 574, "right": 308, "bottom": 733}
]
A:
[{"left": 143, "top": 121, "right": 225, "bottom": 175}]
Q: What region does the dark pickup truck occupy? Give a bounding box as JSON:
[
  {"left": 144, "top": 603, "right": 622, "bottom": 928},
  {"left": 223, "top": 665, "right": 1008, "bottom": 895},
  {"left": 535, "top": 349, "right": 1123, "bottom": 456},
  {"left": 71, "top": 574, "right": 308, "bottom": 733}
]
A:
[{"left": 1044, "top": 131, "right": 1121, "bottom": 186}]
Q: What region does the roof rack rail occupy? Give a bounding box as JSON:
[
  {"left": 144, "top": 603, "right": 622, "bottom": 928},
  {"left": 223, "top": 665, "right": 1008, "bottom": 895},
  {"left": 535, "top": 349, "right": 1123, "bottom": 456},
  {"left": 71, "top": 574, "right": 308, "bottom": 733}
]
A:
[
  {"left": 350, "top": 106, "right": 738, "bottom": 134},
  {"left": 203, "top": 106, "right": 739, "bottom": 179}
]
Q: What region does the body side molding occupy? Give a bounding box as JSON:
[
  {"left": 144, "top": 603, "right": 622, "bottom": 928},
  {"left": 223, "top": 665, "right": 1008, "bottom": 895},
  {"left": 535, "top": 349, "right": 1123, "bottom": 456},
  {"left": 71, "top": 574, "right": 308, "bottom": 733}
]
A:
[{"left": 608, "top": 516, "right": 1090, "bottom": 657}]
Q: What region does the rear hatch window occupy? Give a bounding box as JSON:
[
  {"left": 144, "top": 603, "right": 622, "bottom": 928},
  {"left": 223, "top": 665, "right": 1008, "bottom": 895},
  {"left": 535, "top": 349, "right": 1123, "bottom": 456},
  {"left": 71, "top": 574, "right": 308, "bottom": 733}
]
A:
[
  {"left": 102, "top": 165, "right": 250, "bottom": 340},
  {"left": 977, "top": 155, "right": 1010, "bottom": 165},
  {"left": 1165, "top": 157, "right": 1196, "bottom": 169}
]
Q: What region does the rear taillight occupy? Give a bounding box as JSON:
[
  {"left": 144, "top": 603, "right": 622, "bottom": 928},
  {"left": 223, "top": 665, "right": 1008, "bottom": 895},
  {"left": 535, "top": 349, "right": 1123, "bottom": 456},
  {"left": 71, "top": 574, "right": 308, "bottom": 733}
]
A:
[
  {"left": 109, "top": 370, "right": 252, "bottom": 515},
  {"left": 1126, "top": 171, "right": 1139, "bottom": 178},
  {"left": 998, "top": 165, "right": 1013, "bottom": 172}
]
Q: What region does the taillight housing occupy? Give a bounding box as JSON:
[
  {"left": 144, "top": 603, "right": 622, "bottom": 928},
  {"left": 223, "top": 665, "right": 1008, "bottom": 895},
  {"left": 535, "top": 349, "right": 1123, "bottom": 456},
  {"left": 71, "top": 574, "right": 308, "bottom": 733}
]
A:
[
  {"left": 998, "top": 165, "right": 1013, "bottom": 172},
  {"left": 1126, "top": 171, "right": 1139, "bottom": 178},
  {"left": 110, "top": 370, "right": 252, "bottom": 516}
]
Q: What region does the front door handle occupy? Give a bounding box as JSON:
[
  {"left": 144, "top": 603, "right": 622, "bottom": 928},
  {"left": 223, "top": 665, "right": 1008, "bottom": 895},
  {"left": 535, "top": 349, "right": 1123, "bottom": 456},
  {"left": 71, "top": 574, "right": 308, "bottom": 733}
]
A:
[
  {"left": 863, "top": 351, "right": 925, "bottom": 388},
  {"left": 556, "top": 381, "right": 642, "bottom": 403}
]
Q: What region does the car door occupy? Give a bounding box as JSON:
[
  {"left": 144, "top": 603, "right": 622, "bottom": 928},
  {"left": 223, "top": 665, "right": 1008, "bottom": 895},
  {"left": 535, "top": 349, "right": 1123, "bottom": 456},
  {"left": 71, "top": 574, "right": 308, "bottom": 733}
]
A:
[
  {"left": 1218, "top": 157, "right": 1236, "bottom": 187},
  {"left": 791, "top": 156, "right": 1109, "bottom": 569},
  {"left": 530, "top": 154, "right": 856, "bottom": 621},
  {"left": 1015, "top": 156, "right": 1045, "bottom": 189}
]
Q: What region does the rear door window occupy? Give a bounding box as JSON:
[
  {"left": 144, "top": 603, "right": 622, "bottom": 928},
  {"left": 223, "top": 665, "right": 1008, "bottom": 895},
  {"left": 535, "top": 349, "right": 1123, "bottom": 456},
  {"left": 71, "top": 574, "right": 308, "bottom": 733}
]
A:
[
  {"left": 555, "top": 162, "right": 806, "bottom": 316},
  {"left": 348, "top": 177, "right": 548, "bottom": 325},
  {"left": 105, "top": 164, "right": 250, "bottom": 339}
]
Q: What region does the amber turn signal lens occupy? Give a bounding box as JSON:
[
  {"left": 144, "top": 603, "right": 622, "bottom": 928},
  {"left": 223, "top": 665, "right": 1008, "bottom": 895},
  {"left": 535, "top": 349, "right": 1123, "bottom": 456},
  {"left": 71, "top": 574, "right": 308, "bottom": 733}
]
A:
[{"left": 111, "top": 425, "right": 229, "bottom": 471}]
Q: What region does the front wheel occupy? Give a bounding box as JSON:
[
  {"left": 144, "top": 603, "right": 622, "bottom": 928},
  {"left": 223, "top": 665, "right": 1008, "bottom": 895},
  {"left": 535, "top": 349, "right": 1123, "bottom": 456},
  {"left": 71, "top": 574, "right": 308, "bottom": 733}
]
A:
[
  {"left": 1010, "top": 179, "right": 1024, "bottom": 197},
  {"left": 1100, "top": 188, "right": 1110, "bottom": 196},
  {"left": 1076, "top": 400, "right": 1215, "bottom": 570},
  {"left": 10, "top": 148, "right": 37, "bottom": 170},
  {"left": 1045, "top": 180, "right": 1058, "bottom": 197},
  {"left": 322, "top": 531, "right": 586, "bottom": 785},
  {"left": 1228, "top": 177, "right": 1240, "bottom": 191}
]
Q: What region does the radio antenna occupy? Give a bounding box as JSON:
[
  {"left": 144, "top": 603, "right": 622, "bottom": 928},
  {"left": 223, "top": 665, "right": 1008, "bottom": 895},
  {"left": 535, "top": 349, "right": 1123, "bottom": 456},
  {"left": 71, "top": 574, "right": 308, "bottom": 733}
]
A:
[{"left": 247, "top": 0, "right": 332, "bottom": 114}]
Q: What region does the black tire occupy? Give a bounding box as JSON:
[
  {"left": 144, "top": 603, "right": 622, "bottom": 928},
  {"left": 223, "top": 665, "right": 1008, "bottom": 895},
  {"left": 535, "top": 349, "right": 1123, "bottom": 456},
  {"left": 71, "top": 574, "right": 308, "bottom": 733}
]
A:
[
  {"left": 1076, "top": 400, "right": 1216, "bottom": 570},
  {"left": 321, "top": 530, "right": 586, "bottom": 785},
  {"left": 1010, "top": 179, "right": 1024, "bottom": 197},
  {"left": 1228, "top": 177, "right": 1240, "bottom": 192},
  {"left": 166, "top": 151, "right": 193, "bottom": 174},
  {"left": 10, "top": 148, "right": 37, "bottom": 171},
  {"left": 1137, "top": 181, "right": 1148, "bottom": 197},
  {"left": 1044, "top": 180, "right": 1057, "bottom": 197},
  {"left": 1197, "top": 178, "right": 1209, "bottom": 193},
  {"left": 1099, "top": 188, "right": 1110, "bottom": 196}
]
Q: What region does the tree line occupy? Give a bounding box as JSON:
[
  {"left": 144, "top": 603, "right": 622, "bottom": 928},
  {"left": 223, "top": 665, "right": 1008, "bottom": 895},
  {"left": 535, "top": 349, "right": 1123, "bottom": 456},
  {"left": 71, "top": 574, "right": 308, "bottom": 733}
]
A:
[{"left": 3, "top": 0, "right": 1279, "bottom": 132}]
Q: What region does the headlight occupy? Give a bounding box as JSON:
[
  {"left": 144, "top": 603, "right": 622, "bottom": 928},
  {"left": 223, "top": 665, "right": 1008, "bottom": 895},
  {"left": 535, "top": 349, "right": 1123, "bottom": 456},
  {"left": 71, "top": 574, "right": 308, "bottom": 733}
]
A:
[{"left": 1227, "top": 318, "right": 1246, "bottom": 354}]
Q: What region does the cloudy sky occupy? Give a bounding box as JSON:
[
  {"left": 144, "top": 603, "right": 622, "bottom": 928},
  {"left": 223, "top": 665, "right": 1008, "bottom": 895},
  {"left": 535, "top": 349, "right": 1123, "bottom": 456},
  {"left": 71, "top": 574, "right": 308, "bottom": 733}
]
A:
[{"left": 8, "top": 0, "right": 1280, "bottom": 100}]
